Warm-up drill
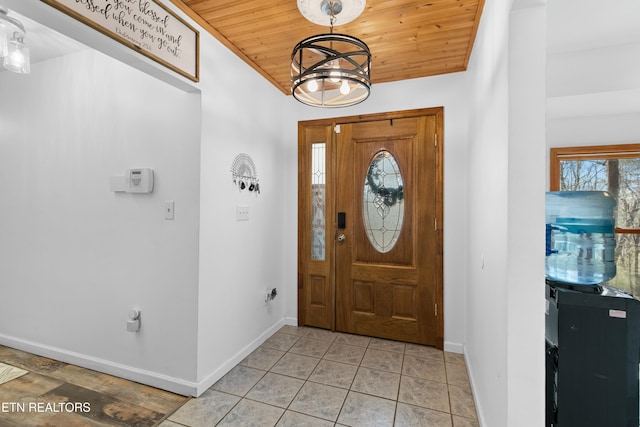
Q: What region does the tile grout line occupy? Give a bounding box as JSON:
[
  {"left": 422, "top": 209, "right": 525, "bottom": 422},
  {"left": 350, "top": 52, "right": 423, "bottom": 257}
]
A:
[
  {"left": 444, "top": 354, "right": 455, "bottom": 427},
  {"left": 233, "top": 330, "right": 305, "bottom": 427},
  {"left": 154, "top": 397, "right": 194, "bottom": 427},
  {"left": 274, "top": 333, "right": 304, "bottom": 426},
  {"left": 204, "top": 328, "right": 478, "bottom": 426},
  {"left": 211, "top": 344, "right": 277, "bottom": 427}
]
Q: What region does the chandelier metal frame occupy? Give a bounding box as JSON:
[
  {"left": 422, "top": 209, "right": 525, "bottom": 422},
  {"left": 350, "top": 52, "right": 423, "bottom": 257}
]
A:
[{"left": 291, "top": 0, "right": 371, "bottom": 108}]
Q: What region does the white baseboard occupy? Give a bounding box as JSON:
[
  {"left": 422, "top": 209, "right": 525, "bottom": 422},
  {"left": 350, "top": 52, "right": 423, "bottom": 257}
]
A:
[
  {"left": 464, "top": 345, "right": 486, "bottom": 427},
  {"left": 0, "top": 318, "right": 289, "bottom": 398},
  {"left": 1, "top": 320, "right": 467, "bottom": 399},
  {"left": 283, "top": 315, "right": 298, "bottom": 326},
  {"left": 194, "top": 317, "right": 286, "bottom": 396},
  {"left": 444, "top": 340, "right": 464, "bottom": 354},
  {"left": 0, "top": 333, "right": 198, "bottom": 396}
]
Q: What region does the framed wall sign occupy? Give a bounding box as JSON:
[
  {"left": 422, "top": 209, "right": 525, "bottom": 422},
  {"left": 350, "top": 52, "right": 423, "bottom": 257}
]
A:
[{"left": 41, "top": 0, "right": 199, "bottom": 82}]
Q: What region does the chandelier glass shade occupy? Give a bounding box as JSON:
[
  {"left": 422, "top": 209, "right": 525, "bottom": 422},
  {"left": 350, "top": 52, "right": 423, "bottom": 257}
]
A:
[
  {"left": 0, "top": 6, "right": 30, "bottom": 74},
  {"left": 291, "top": 33, "right": 371, "bottom": 108}
]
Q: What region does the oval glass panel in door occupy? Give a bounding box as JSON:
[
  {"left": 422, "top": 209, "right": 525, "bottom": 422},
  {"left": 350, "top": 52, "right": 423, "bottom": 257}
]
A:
[{"left": 363, "top": 150, "right": 404, "bottom": 253}]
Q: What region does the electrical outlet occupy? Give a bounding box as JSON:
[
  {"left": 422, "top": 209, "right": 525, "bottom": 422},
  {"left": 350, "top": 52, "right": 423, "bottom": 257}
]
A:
[{"left": 127, "top": 307, "right": 141, "bottom": 332}]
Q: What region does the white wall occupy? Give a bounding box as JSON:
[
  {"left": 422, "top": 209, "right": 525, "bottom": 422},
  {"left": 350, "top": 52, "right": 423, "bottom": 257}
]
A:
[
  {"left": 0, "top": 48, "right": 201, "bottom": 393},
  {"left": 0, "top": 2, "right": 559, "bottom": 422},
  {"left": 0, "top": 0, "right": 498, "bottom": 407},
  {"left": 282, "top": 71, "right": 471, "bottom": 353},
  {"left": 460, "top": 0, "right": 639, "bottom": 424},
  {"left": 0, "top": 0, "right": 290, "bottom": 397},
  {"left": 546, "top": 2, "right": 640, "bottom": 186},
  {"left": 195, "top": 27, "right": 290, "bottom": 392},
  {"left": 464, "top": 0, "right": 546, "bottom": 426},
  {"left": 506, "top": 2, "right": 546, "bottom": 425},
  {"left": 464, "top": 0, "right": 510, "bottom": 424},
  {"left": 546, "top": 42, "right": 640, "bottom": 152},
  {"left": 546, "top": 42, "right": 640, "bottom": 190}
]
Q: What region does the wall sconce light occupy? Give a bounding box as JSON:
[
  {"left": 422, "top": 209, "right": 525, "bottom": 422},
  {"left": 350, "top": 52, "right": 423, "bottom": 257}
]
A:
[{"left": 0, "top": 6, "right": 30, "bottom": 74}]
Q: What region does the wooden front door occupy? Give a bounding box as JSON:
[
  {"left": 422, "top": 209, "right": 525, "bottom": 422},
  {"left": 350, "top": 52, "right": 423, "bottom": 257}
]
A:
[{"left": 298, "top": 108, "right": 443, "bottom": 348}]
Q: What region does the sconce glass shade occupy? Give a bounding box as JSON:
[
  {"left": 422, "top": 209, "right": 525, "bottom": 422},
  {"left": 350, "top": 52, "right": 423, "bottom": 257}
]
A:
[
  {"left": 0, "top": 22, "right": 8, "bottom": 57},
  {"left": 0, "top": 6, "right": 30, "bottom": 74},
  {"left": 291, "top": 33, "right": 371, "bottom": 108},
  {"left": 3, "top": 36, "right": 29, "bottom": 74}
]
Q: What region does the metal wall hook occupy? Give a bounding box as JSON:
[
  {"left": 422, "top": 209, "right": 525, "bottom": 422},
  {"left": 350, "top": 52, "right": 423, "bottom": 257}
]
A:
[{"left": 231, "top": 153, "right": 261, "bottom": 195}]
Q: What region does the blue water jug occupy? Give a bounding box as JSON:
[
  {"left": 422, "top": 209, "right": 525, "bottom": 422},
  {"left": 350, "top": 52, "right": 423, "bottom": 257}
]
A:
[{"left": 545, "top": 191, "right": 616, "bottom": 285}]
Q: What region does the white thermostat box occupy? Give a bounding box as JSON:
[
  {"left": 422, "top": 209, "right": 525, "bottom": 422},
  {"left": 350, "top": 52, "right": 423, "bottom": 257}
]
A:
[
  {"left": 110, "top": 168, "right": 154, "bottom": 193},
  {"left": 126, "top": 168, "right": 153, "bottom": 193}
]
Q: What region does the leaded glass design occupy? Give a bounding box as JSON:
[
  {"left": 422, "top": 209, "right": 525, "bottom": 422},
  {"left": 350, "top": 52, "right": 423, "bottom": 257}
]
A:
[
  {"left": 311, "top": 143, "right": 326, "bottom": 260},
  {"left": 363, "top": 150, "right": 404, "bottom": 253}
]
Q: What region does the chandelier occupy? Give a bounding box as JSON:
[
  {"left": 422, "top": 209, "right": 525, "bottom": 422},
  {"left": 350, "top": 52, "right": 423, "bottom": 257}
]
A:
[
  {"left": 0, "top": 6, "right": 30, "bottom": 74},
  {"left": 291, "top": 0, "right": 371, "bottom": 108}
]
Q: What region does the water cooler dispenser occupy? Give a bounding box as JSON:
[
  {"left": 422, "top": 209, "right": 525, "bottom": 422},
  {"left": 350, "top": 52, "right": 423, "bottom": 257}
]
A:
[{"left": 545, "top": 191, "right": 640, "bottom": 427}]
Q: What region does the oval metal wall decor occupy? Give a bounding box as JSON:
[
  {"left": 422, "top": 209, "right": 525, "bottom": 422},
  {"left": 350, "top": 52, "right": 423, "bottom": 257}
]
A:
[{"left": 362, "top": 150, "right": 404, "bottom": 253}]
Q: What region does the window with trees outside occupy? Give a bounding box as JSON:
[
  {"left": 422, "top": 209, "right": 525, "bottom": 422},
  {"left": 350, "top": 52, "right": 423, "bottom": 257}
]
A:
[{"left": 550, "top": 144, "right": 640, "bottom": 296}]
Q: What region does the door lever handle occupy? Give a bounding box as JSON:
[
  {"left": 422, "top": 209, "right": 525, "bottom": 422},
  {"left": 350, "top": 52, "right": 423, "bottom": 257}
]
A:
[{"left": 337, "top": 234, "right": 346, "bottom": 242}]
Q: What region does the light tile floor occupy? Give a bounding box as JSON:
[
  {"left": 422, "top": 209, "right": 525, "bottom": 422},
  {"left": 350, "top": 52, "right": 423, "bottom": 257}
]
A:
[{"left": 163, "top": 326, "right": 479, "bottom": 427}]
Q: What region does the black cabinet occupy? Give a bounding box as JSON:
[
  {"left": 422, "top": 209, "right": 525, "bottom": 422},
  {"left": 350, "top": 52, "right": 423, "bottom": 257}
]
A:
[{"left": 545, "top": 283, "right": 640, "bottom": 427}]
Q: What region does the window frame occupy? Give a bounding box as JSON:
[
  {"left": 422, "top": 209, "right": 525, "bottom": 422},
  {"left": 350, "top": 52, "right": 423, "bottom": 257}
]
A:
[{"left": 550, "top": 143, "right": 640, "bottom": 235}]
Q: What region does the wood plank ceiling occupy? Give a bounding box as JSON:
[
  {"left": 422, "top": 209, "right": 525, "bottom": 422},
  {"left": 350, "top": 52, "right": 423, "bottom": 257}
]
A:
[{"left": 172, "top": 0, "right": 485, "bottom": 95}]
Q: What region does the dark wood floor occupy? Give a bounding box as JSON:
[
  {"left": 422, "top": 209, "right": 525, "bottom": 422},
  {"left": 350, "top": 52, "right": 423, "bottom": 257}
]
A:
[{"left": 0, "top": 345, "right": 188, "bottom": 427}]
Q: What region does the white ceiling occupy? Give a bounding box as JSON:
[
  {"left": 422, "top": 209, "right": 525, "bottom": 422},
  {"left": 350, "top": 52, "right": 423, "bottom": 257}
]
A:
[{"left": 546, "top": 0, "right": 640, "bottom": 54}]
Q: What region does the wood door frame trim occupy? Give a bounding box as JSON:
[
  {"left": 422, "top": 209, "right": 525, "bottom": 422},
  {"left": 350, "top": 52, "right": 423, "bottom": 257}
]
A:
[
  {"left": 298, "top": 107, "right": 445, "bottom": 128},
  {"left": 297, "top": 107, "right": 444, "bottom": 349}
]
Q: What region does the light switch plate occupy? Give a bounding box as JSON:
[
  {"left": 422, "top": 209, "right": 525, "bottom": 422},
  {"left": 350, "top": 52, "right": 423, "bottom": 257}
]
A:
[
  {"left": 164, "top": 201, "right": 175, "bottom": 220},
  {"left": 236, "top": 205, "right": 250, "bottom": 221}
]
